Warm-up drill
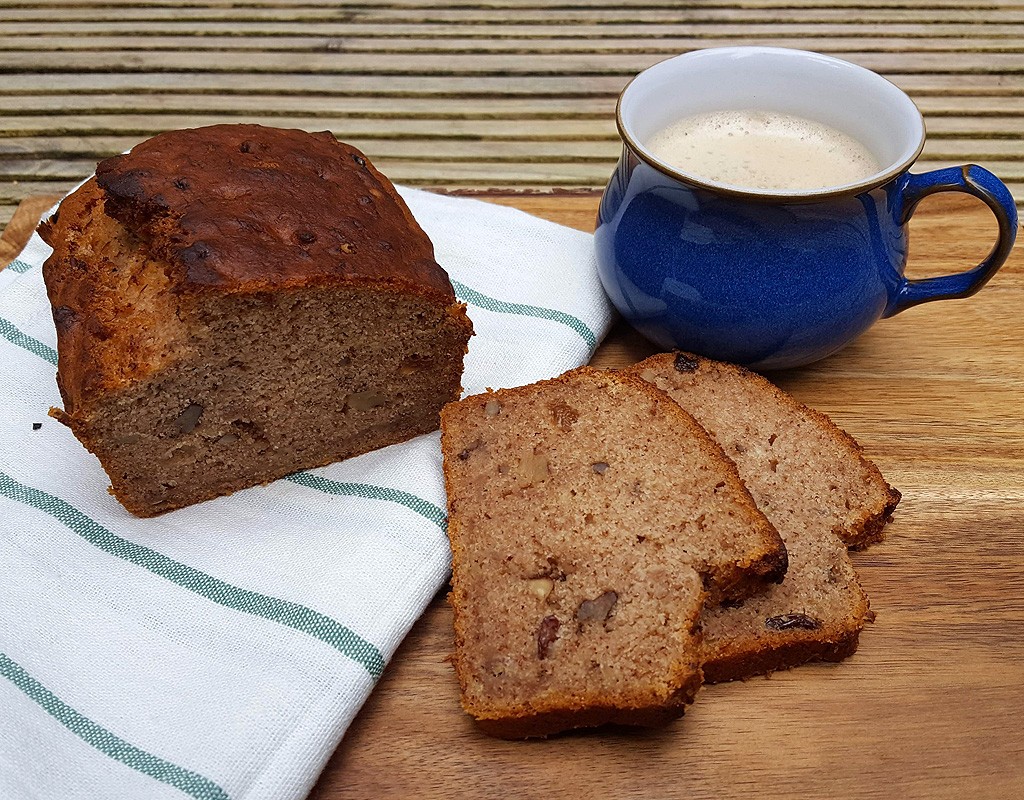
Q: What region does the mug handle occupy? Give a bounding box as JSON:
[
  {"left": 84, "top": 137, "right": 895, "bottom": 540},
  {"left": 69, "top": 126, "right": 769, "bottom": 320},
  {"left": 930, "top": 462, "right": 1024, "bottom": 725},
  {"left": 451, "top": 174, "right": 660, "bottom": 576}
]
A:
[{"left": 885, "top": 164, "right": 1018, "bottom": 317}]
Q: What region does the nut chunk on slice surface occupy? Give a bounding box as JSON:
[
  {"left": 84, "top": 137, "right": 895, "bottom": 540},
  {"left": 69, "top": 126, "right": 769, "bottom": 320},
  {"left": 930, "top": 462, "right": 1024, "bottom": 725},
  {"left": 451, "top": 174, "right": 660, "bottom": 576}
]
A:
[
  {"left": 439, "top": 366, "right": 787, "bottom": 738},
  {"left": 40, "top": 124, "right": 473, "bottom": 516},
  {"left": 629, "top": 352, "right": 901, "bottom": 682}
]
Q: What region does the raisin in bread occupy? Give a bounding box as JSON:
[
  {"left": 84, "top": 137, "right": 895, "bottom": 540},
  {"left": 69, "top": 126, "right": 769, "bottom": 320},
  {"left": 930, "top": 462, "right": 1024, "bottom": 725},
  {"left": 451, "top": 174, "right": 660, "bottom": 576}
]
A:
[
  {"left": 629, "top": 352, "right": 901, "bottom": 682},
  {"left": 440, "top": 366, "right": 787, "bottom": 737},
  {"left": 40, "top": 124, "right": 473, "bottom": 516}
]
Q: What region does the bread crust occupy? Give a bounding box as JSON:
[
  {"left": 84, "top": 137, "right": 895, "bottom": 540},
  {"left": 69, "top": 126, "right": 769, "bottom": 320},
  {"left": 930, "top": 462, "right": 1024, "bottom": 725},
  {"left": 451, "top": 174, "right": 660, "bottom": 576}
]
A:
[
  {"left": 470, "top": 673, "right": 704, "bottom": 739},
  {"left": 701, "top": 629, "right": 861, "bottom": 684},
  {"left": 93, "top": 124, "right": 454, "bottom": 297}
]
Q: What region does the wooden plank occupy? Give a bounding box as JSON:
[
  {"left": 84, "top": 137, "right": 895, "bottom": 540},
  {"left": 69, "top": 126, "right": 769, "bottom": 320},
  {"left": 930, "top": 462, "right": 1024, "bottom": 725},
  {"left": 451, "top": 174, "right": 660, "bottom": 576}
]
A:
[
  {"left": 1, "top": 0, "right": 1022, "bottom": 8},
  {"left": 2, "top": 21, "right": 1024, "bottom": 37},
  {"left": 0, "top": 113, "right": 619, "bottom": 136},
  {"left": 0, "top": 72, "right": 1020, "bottom": 98},
  {"left": 0, "top": 94, "right": 1021, "bottom": 121},
  {"left": 4, "top": 92, "right": 1024, "bottom": 118},
  {"left": 2, "top": 0, "right": 1022, "bottom": 8},
  {"left": 4, "top": 35, "right": 1024, "bottom": 54},
  {"left": 2, "top": 50, "right": 1023, "bottom": 76},
  {"left": 3, "top": 6, "right": 1024, "bottom": 24}
]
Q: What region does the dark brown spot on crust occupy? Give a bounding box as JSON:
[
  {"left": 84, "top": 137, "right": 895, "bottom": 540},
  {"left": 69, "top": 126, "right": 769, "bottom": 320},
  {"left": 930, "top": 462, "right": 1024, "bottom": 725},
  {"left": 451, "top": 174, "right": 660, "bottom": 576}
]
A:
[
  {"left": 179, "top": 241, "right": 211, "bottom": 261},
  {"left": 178, "top": 242, "right": 221, "bottom": 284},
  {"left": 52, "top": 305, "right": 78, "bottom": 330}
]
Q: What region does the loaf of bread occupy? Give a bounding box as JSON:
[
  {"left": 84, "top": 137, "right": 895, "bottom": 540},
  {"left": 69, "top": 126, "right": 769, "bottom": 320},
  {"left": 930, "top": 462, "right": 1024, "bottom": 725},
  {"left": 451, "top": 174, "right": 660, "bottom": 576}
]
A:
[
  {"left": 440, "top": 366, "right": 787, "bottom": 737},
  {"left": 40, "top": 124, "right": 473, "bottom": 516},
  {"left": 629, "top": 352, "right": 901, "bottom": 682}
]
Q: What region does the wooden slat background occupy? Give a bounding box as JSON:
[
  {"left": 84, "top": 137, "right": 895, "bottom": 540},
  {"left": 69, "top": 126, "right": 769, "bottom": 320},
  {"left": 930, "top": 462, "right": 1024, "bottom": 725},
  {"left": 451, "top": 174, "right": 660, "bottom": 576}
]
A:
[{"left": 1, "top": 0, "right": 1023, "bottom": 229}]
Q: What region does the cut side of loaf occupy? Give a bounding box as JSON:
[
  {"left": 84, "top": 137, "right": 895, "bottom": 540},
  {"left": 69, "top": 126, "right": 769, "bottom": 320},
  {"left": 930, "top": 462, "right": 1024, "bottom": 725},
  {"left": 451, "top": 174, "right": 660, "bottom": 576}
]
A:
[
  {"left": 629, "top": 352, "right": 901, "bottom": 683},
  {"left": 41, "top": 124, "right": 473, "bottom": 516},
  {"left": 440, "top": 366, "right": 787, "bottom": 738}
]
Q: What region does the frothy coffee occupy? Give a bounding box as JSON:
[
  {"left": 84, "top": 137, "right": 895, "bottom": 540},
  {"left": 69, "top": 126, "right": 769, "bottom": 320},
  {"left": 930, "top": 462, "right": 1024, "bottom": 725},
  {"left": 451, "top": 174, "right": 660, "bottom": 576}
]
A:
[{"left": 645, "top": 110, "right": 881, "bottom": 191}]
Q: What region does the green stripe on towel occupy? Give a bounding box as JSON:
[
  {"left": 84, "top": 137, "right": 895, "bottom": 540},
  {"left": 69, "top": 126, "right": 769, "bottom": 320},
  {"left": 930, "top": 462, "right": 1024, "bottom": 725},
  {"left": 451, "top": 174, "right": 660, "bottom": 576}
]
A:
[
  {"left": 0, "top": 652, "right": 230, "bottom": 800},
  {"left": 0, "top": 472, "right": 387, "bottom": 679},
  {"left": 452, "top": 280, "right": 597, "bottom": 349},
  {"left": 286, "top": 471, "right": 447, "bottom": 532},
  {"left": 6, "top": 258, "right": 33, "bottom": 274},
  {"left": 0, "top": 316, "right": 57, "bottom": 365}
]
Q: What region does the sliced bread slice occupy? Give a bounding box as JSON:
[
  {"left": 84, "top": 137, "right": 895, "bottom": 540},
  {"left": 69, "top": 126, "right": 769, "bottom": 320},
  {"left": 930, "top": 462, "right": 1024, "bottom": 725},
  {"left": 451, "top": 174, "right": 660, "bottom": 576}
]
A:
[
  {"left": 439, "top": 366, "right": 787, "bottom": 737},
  {"left": 629, "top": 352, "right": 901, "bottom": 682}
]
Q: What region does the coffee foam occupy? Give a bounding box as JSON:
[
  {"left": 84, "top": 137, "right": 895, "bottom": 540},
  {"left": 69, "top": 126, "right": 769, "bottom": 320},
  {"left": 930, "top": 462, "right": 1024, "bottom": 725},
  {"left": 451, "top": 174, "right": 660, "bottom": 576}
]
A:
[{"left": 645, "top": 109, "right": 881, "bottom": 192}]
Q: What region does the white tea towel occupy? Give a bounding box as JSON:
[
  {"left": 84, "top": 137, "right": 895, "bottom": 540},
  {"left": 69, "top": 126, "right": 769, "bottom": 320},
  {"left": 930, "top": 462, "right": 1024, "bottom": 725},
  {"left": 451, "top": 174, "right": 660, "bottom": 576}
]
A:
[{"left": 0, "top": 187, "right": 614, "bottom": 800}]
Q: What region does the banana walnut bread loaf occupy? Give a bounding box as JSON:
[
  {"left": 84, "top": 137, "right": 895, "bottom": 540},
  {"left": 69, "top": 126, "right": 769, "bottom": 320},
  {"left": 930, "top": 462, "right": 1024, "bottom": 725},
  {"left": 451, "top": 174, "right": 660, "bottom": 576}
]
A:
[
  {"left": 630, "top": 352, "right": 900, "bottom": 682},
  {"left": 40, "top": 124, "right": 473, "bottom": 516},
  {"left": 439, "top": 367, "right": 787, "bottom": 738}
]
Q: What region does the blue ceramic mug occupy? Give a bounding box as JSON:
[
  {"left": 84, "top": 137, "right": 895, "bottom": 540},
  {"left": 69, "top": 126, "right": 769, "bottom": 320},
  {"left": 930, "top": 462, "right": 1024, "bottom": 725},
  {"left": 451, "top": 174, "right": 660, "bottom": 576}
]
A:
[{"left": 595, "top": 47, "right": 1018, "bottom": 370}]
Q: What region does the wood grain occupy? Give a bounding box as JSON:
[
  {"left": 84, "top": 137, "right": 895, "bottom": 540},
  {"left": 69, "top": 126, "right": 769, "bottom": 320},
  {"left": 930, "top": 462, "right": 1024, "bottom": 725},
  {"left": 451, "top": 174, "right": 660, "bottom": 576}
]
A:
[
  {"left": 1, "top": 0, "right": 1023, "bottom": 228},
  {"left": 3, "top": 189, "right": 1021, "bottom": 798}
]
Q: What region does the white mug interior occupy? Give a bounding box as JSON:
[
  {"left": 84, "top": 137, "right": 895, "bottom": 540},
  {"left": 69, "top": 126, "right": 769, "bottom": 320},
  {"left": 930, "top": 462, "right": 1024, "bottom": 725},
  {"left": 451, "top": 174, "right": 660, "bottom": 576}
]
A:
[{"left": 618, "top": 47, "right": 926, "bottom": 198}]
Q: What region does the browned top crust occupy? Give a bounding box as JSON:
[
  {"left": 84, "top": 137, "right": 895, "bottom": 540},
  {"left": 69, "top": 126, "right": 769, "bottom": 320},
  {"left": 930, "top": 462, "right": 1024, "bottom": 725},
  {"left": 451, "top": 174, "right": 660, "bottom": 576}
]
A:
[{"left": 87, "top": 123, "right": 454, "bottom": 298}]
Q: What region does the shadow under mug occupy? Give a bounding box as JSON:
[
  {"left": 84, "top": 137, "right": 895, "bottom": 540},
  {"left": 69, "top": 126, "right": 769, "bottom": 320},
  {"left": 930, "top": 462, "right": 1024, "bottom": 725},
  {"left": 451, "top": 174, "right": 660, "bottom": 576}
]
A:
[{"left": 594, "top": 47, "right": 1018, "bottom": 370}]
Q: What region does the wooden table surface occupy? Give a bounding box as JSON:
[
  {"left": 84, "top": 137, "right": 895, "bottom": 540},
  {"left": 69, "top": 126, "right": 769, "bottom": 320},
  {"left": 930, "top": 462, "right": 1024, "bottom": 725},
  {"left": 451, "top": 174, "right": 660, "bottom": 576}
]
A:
[
  {"left": 3, "top": 187, "right": 1023, "bottom": 799},
  {"left": 1, "top": 0, "right": 1024, "bottom": 230}
]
